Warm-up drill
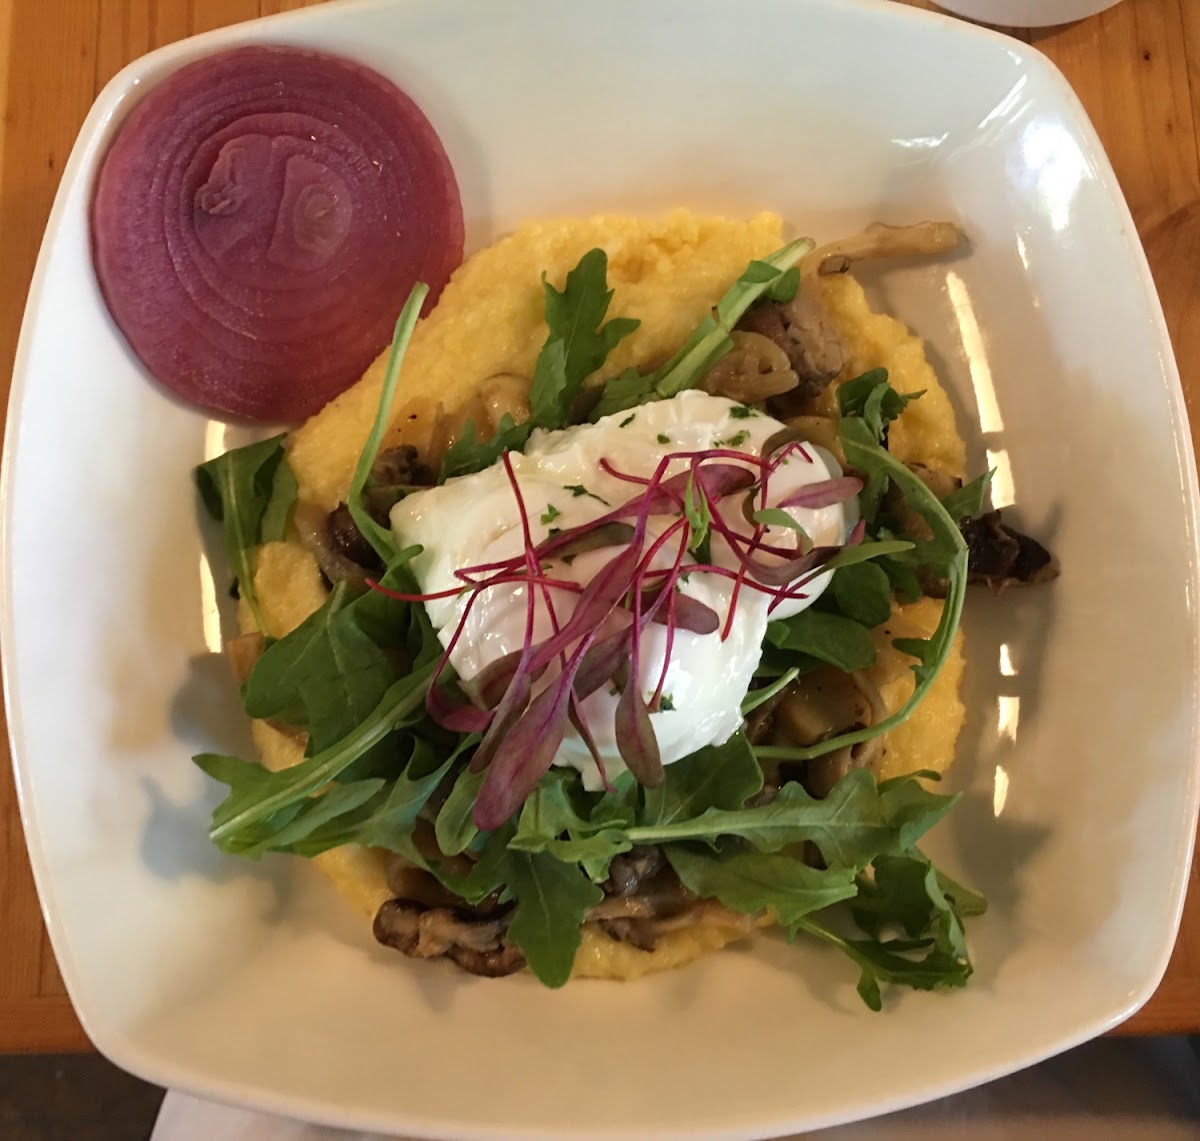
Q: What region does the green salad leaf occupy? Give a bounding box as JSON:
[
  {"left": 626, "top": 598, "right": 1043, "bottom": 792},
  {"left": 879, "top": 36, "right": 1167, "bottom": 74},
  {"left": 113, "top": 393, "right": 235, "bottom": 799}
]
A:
[
  {"left": 836, "top": 368, "right": 922, "bottom": 442},
  {"left": 641, "top": 733, "right": 763, "bottom": 825},
  {"left": 666, "top": 846, "right": 858, "bottom": 927},
  {"left": 794, "top": 848, "right": 986, "bottom": 1011},
  {"left": 941, "top": 471, "right": 992, "bottom": 522},
  {"left": 434, "top": 765, "right": 487, "bottom": 857},
  {"left": 439, "top": 413, "right": 533, "bottom": 483},
  {"left": 765, "top": 609, "right": 876, "bottom": 672},
  {"left": 240, "top": 550, "right": 429, "bottom": 752},
  {"left": 241, "top": 582, "right": 395, "bottom": 752},
  {"left": 196, "top": 660, "right": 437, "bottom": 852},
  {"left": 195, "top": 434, "right": 297, "bottom": 634},
  {"left": 348, "top": 286, "right": 428, "bottom": 563},
  {"left": 830, "top": 561, "right": 893, "bottom": 628},
  {"left": 504, "top": 851, "right": 603, "bottom": 988},
  {"left": 440, "top": 249, "right": 638, "bottom": 480},
  {"left": 756, "top": 408, "right": 968, "bottom": 765},
  {"left": 591, "top": 238, "right": 815, "bottom": 418},
  {"left": 532, "top": 248, "right": 640, "bottom": 428}
]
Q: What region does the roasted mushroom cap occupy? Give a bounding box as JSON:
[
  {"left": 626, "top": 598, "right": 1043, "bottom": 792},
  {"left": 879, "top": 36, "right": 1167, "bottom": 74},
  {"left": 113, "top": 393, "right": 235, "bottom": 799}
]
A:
[
  {"left": 963, "top": 511, "right": 1060, "bottom": 591},
  {"left": 737, "top": 221, "right": 964, "bottom": 410},
  {"left": 373, "top": 898, "right": 527, "bottom": 978}
]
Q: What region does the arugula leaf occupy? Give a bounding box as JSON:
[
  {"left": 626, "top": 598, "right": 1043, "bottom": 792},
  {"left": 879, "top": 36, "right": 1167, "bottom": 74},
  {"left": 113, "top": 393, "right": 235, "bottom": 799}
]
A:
[
  {"left": 240, "top": 736, "right": 462, "bottom": 859},
  {"left": 439, "top": 250, "right": 636, "bottom": 481},
  {"left": 348, "top": 285, "right": 428, "bottom": 563},
  {"left": 504, "top": 851, "right": 603, "bottom": 987},
  {"left": 630, "top": 769, "right": 957, "bottom": 869},
  {"left": 830, "top": 561, "right": 893, "bottom": 628},
  {"left": 196, "top": 660, "right": 437, "bottom": 851},
  {"left": 794, "top": 913, "right": 973, "bottom": 1012},
  {"left": 531, "top": 248, "right": 639, "bottom": 429},
  {"left": 439, "top": 413, "right": 533, "bottom": 483},
  {"left": 758, "top": 415, "right": 967, "bottom": 763},
  {"left": 259, "top": 456, "right": 298, "bottom": 543},
  {"left": 794, "top": 850, "right": 985, "bottom": 1011},
  {"left": 587, "top": 770, "right": 640, "bottom": 830},
  {"left": 348, "top": 739, "right": 461, "bottom": 852},
  {"left": 509, "top": 772, "right": 632, "bottom": 879},
  {"left": 591, "top": 239, "right": 815, "bottom": 418},
  {"left": 666, "top": 845, "right": 858, "bottom": 926},
  {"left": 767, "top": 265, "right": 801, "bottom": 303},
  {"left": 940, "top": 471, "right": 992, "bottom": 523},
  {"left": 836, "top": 368, "right": 922, "bottom": 442},
  {"left": 765, "top": 609, "right": 876, "bottom": 672},
  {"left": 195, "top": 434, "right": 295, "bottom": 634},
  {"left": 351, "top": 549, "right": 438, "bottom": 660},
  {"left": 875, "top": 773, "right": 961, "bottom": 854},
  {"left": 814, "top": 538, "right": 915, "bottom": 575},
  {"left": 225, "top": 778, "right": 385, "bottom": 859},
  {"left": 640, "top": 733, "right": 763, "bottom": 826},
  {"left": 878, "top": 550, "right": 924, "bottom": 604},
  {"left": 439, "top": 822, "right": 516, "bottom": 904},
  {"left": 434, "top": 765, "right": 486, "bottom": 856},
  {"left": 741, "top": 667, "right": 800, "bottom": 715},
  {"left": 241, "top": 582, "right": 396, "bottom": 752},
  {"left": 752, "top": 507, "right": 811, "bottom": 541}
]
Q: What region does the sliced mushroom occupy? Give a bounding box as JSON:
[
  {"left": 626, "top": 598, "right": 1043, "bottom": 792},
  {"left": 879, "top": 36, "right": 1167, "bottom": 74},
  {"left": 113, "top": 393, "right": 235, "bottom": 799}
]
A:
[
  {"left": 446, "top": 942, "right": 527, "bottom": 977},
  {"left": 602, "top": 845, "right": 667, "bottom": 897},
  {"left": 372, "top": 897, "right": 525, "bottom": 978},
  {"left": 962, "top": 511, "right": 1060, "bottom": 592},
  {"left": 737, "top": 288, "right": 845, "bottom": 398},
  {"left": 590, "top": 900, "right": 756, "bottom": 952},
  {"left": 293, "top": 501, "right": 372, "bottom": 588},
  {"left": 801, "top": 221, "right": 963, "bottom": 278},
  {"left": 803, "top": 671, "right": 888, "bottom": 798},
  {"left": 701, "top": 331, "right": 799, "bottom": 402},
  {"left": 765, "top": 668, "right": 889, "bottom": 797},
  {"left": 362, "top": 444, "right": 436, "bottom": 518}
]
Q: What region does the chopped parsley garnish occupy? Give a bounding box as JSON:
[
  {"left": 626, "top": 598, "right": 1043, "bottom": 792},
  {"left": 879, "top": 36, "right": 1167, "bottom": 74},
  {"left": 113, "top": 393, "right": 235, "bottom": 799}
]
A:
[
  {"left": 564, "top": 483, "right": 610, "bottom": 506},
  {"left": 541, "top": 504, "right": 562, "bottom": 525},
  {"left": 730, "top": 405, "right": 758, "bottom": 419},
  {"left": 657, "top": 433, "right": 671, "bottom": 444},
  {"left": 715, "top": 430, "right": 750, "bottom": 448},
  {"left": 619, "top": 413, "right": 636, "bottom": 427}
]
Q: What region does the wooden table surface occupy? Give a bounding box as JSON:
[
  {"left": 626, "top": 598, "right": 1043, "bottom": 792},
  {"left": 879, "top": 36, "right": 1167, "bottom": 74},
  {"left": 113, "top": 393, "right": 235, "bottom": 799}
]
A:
[{"left": 1, "top": 0, "right": 1198, "bottom": 1053}]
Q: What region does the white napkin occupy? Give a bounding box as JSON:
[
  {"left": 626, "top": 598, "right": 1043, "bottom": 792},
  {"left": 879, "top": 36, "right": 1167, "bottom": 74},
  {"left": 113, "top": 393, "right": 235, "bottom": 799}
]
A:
[{"left": 151, "top": 1036, "right": 1200, "bottom": 1140}]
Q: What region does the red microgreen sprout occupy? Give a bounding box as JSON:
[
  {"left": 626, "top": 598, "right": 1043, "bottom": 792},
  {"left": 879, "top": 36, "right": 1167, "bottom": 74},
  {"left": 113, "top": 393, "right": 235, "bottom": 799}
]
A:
[{"left": 368, "top": 438, "right": 861, "bottom": 827}]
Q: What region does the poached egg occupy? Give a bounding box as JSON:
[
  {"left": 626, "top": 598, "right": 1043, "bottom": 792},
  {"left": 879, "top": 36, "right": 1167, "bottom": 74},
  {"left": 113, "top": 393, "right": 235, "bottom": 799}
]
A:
[{"left": 390, "top": 392, "right": 855, "bottom": 788}]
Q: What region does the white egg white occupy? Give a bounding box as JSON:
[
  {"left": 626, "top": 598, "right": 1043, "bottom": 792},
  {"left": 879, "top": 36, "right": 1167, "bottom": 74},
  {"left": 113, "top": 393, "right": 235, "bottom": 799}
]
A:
[{"left": 390, "top": 392, "right": 855, "bottom": 789}]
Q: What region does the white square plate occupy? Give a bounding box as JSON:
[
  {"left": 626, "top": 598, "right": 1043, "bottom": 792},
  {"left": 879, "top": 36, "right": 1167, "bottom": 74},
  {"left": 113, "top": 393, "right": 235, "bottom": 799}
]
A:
[{"left": 4, "top": 1, "right": 1199, "bottom": 1137}]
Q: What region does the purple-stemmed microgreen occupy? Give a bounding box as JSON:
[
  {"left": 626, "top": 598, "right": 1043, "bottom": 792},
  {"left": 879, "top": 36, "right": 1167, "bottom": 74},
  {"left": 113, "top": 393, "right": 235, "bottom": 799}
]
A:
[{"left": 367, "top": 438, "right": 862, "bottom": 828}]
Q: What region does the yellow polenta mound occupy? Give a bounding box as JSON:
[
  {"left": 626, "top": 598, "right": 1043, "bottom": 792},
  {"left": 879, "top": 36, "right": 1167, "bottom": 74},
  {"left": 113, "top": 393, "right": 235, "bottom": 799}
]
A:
[{"left": 240, "top": 210, "right": 968, "bottom": 981}]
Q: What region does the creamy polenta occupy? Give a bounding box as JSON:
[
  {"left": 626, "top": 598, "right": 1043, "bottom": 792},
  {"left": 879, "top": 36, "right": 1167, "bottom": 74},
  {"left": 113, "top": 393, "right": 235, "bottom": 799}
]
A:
[{"left": 237, "top": 210, "right": 968, "bottom": 980}]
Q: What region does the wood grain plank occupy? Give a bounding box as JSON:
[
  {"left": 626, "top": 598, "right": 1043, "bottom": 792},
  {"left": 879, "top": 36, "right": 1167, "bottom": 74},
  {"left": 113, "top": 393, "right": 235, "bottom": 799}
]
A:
[
  {"left": 259, "top": 0, "right": 328, "bottom": 17},
  {"left": 897, "top": 0, "right": 1030, "bottom": 41},
  {"left": 37, "top": 929, "right": 67, "bottom": 999},
  {"left": 1035, "top": 0, "right": 1200, "bottom": 1034},
  {"left": 0, "top": 0, "right": 322, "bottom": 1058},
  {"left": 0, "top": 4, "right": 101, "bottom": 1051},
  {"left": 0, "top": 998, "right": 92, "bottom": 1054},
  {"left": 1125, "top": 3, "right": 1200, "bottom": 1028}
]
